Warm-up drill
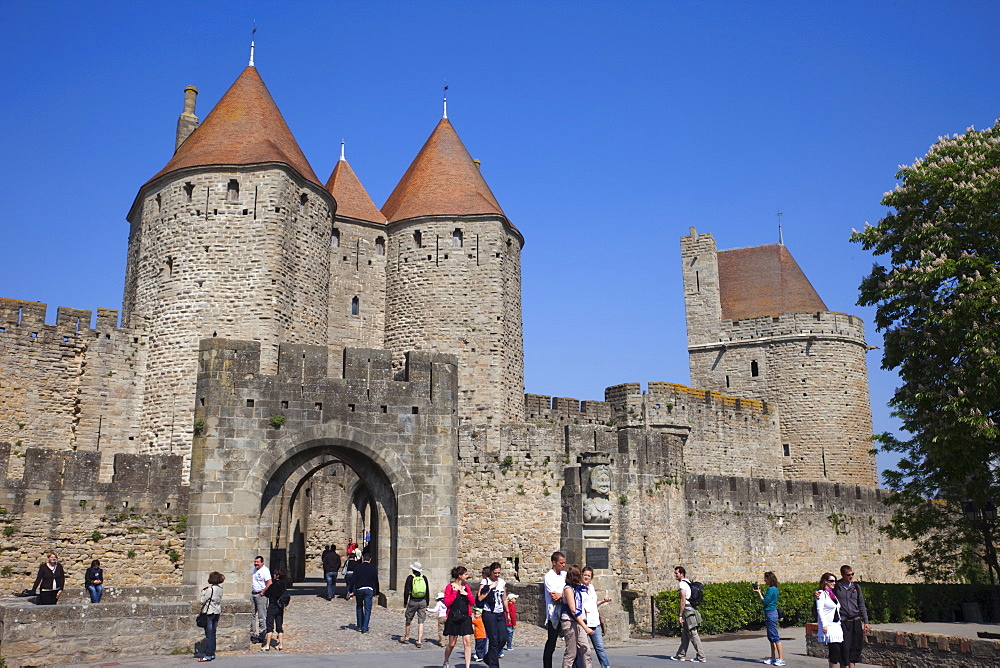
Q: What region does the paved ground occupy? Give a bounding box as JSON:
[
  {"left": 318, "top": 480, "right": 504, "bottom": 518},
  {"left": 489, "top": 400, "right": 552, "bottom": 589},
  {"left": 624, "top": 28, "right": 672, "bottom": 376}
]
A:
[{"left": 70, "top": 579, "right": 1000, "bottom": 667}]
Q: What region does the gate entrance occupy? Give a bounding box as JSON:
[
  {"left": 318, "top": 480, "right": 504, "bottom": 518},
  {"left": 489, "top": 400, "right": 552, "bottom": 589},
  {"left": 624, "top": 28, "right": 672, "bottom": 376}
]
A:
[{"left": 182, "top": 340, "right": 459, "bottom": 598}]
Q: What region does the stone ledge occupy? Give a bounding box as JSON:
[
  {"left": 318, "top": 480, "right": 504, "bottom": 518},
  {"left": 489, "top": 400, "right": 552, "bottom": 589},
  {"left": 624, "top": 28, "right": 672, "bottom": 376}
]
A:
[
  {"left": 0, "top": 595, "right": 251, "bottom": 667},
  {"left": 805, "top": 625, "right": 1000, "bottom": 667}
]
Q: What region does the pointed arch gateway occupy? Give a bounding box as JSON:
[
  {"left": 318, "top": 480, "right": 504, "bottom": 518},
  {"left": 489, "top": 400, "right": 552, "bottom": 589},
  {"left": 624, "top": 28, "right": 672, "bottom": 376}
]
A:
[
  {"left": 183, "top": 339, "right": 459, "bottom": 600},
  {"left": 253, "top": 424, "right": 411, "bottom": 588}
]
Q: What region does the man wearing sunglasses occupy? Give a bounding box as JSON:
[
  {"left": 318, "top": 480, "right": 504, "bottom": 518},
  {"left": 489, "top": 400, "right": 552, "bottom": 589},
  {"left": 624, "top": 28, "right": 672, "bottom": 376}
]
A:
[{"left": 834, "top": 565, "right": 870, "bottom": 668}]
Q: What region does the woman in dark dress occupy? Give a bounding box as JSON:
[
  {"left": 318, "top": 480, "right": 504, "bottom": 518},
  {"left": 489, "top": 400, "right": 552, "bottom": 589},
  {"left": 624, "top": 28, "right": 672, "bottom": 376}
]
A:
[
  {"left": 442, "top": 565, "right": 476, "bottom": 668},
  {"left": 32, "top": 552, "right": 65, "bottom": 605},
  {"left": 85, "top": 559, "right": 104, "bottom": 603},
  {"left": 262, "top": 567, "right": 288, "bottom": 651}
]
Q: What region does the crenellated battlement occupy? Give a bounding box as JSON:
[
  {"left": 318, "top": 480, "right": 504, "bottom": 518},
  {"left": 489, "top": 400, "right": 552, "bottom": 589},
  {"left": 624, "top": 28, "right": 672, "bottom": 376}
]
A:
[
  {"left": 605, "top": 381, "right": 772, "bottom": 423},
  {"left": 0, "top": 298, "right": 122, "bottom": 332},
  {"left": 711, "top": 309, "right": 866, "bottom": 346},
  {"left": 0, "top": 443, "right": 185, "bottom": 503},
  {"left": 196, "top": 339, "right": 458, "bottom": 426},
  {"left": 524, "top": 394, "right": 612, "bottom": 425}
]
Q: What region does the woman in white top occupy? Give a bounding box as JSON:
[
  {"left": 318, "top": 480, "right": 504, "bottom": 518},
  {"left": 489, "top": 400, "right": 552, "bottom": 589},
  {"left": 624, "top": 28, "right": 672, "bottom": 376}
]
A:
[
  {"left": 578, "top": 566, "right": 612, "bottom": 668},
  {"left": 816, "top": 572, "right": 844, "bottom": 668},
  {"left": 198, "top": 571, "right": 225, "bottom": 662}
]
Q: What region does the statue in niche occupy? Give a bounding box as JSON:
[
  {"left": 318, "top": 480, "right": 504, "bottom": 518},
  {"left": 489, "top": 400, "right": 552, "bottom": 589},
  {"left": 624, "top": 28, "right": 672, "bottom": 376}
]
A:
[{"left": 582, "top": 464, "right": 613, "bottom": 524}]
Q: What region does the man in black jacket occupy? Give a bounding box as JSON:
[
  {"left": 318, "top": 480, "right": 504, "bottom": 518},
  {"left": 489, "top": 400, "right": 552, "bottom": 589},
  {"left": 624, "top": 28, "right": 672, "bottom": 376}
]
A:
[
  {"left": 348, "top": 551, "right": 380, "bottom": 633},
  {"left": 322, "top": 546, "right": 342, "bottom": 601}
]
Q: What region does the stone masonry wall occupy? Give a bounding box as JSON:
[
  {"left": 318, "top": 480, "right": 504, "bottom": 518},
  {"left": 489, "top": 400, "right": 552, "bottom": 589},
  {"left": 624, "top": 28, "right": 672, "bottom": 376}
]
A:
[
  {"left": 0, "top": 299, "right": 146, "bottom": 481},
  {"left": 605, "top": 382, "right": 783, "bottom": 478},
  {"left": 683, "top": 474, "right": 910, "bottom": 583},
  {"left": 327, "top": 217, "right": 387, "bottom": 376},
  {"left": 0, "top": 444, "right": 188, "bottom": 593},
  {"left": 385, "top": 216, "right": 524, "bottom": 425},
  {"left": 688, "top": 313, "right": 877, "bottom": 485},
  {"left": 123, "top": 167, "right": 334, "bottom": 464}
]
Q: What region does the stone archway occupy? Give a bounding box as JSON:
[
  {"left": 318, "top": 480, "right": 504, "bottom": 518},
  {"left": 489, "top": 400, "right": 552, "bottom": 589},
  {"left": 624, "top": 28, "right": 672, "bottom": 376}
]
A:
[{"left": 182, "top": 340, "right": 460, "bottom": 599}]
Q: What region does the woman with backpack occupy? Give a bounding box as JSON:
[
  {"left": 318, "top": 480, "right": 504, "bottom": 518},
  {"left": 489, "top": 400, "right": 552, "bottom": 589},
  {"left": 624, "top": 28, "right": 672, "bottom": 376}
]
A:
[
  {"left": 261, "top": 567, "right": 289, "bottom": 651},
  {"left": 442, "top": 565, "right": 476, "bottom": 668}
]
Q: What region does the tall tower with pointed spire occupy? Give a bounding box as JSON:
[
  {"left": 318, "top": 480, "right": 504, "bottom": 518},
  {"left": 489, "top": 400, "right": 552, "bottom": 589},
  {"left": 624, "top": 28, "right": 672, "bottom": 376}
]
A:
[
  {"left": 382, "top": 117, "right": 524, "bottom": 425},
  {"left": 123, "top": 65, "right": 335, "bottom": 457},
  {"left": 324, "top": 143, "right": 387, "bottom": 363}
]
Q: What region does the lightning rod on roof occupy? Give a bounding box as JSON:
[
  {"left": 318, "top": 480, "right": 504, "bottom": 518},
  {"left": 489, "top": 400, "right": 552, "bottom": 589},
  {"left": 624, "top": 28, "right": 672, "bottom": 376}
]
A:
[
  {"left": 777, "top": 212, "right": 784, "bottom": 245},
  {"left": 443, "top": 83, "right": 449, "bottom": 119},
  {"left": 249, "top": 22, "right": 257, "bottom": 67}
]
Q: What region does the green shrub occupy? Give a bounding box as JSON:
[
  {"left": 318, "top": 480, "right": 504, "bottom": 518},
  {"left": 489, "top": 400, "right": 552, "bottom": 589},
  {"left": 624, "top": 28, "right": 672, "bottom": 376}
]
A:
[
  {"left": 2, "top": 526, "right": 14, "bottom": 537},
  {"left": 269, "top": 414, "right": 286, "bottom": 428},
  {"left": 168, "top": 549, "right": 181, "bottom": 563},
  {"left": 91, "top": 530, "right": 103, "bottom": 542},
  {"left": 653, "top": 581, "right": 996, "bottom": 636}
]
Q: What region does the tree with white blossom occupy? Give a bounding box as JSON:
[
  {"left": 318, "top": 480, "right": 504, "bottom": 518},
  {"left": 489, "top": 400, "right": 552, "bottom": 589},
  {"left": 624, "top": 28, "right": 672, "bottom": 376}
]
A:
[{"left": 852, "top": 120, "right": 1000, "bottom": 583}]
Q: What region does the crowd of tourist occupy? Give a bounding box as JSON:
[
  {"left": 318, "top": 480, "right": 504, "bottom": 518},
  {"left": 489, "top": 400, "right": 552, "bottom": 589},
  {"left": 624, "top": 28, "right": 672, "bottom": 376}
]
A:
[{"left": 22, "top": 547, "right": 872, "bottom": 668}]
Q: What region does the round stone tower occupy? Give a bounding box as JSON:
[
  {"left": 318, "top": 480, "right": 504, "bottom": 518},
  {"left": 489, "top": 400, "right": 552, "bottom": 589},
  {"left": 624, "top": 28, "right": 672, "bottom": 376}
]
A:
[
  {"left": 123, "top": 66, "right": 335, "bottom": 458},
  {"left": 680, "top": 227, "right": 877, "bottom": 486},
  {"left": 382, "top": 116, "right": 524, "bottom": 425}
]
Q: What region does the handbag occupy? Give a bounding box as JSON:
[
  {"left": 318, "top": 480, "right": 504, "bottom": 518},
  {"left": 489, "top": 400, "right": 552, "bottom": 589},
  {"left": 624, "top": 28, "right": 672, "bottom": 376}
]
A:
[
  {"left": 196, "top": 585, "right": 214, "bottom": 627},
  {"left": 447, "top": 585, "right": 471, "bottom": 622}
]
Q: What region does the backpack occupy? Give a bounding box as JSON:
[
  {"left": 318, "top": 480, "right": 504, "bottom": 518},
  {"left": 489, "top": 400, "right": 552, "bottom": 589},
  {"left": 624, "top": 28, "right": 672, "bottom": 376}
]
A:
[
  {"left": 683, "top": 579, "right": 704, "bottom": 608},
  {"left": 278, "top": 590, "right": 291, "bottom": 609},
  {"left": 411, "top": 574, "right": 428, "bottom": 599}
]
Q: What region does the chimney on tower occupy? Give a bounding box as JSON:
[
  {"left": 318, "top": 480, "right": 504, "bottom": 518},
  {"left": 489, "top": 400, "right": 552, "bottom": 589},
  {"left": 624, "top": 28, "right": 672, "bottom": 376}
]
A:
[{"left": 174, "top": 85, "right": 199, "bottom": 152}]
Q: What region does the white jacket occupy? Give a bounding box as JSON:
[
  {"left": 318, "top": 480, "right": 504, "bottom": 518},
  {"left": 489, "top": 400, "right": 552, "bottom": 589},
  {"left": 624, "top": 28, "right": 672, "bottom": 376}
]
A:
[{"left": 816, "top": 589, "right": 843, "bottom": 644}]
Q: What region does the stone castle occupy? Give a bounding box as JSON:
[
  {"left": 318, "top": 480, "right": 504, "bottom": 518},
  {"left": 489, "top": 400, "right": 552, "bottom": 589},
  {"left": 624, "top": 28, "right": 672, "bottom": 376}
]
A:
[{"left": 0, "top": 58, "right": 907, "bottom": 621}]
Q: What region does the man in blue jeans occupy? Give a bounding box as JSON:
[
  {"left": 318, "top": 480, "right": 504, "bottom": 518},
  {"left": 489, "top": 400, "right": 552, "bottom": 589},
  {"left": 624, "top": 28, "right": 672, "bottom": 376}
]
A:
[{"left": 348, "top": 551, "right": 379, "bottom": 633}]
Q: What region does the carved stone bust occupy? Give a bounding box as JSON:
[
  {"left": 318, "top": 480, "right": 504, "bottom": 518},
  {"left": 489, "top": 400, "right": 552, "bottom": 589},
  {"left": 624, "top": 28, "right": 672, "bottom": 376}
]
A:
[{"left": 582, "top": 463, "right": 612, "bottom": 523}]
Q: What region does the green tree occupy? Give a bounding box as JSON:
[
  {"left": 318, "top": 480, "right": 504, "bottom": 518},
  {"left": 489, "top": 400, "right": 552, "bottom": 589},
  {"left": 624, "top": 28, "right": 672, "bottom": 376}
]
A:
[{"left": 852, "top": 120, "right": 1000, "bottom": 583}]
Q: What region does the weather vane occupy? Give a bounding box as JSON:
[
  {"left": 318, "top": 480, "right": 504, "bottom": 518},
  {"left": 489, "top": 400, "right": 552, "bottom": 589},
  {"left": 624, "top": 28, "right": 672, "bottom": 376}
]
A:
[
  {"left": 443, "top": 82, "right": 449, "bottom": 119},
  {"left": 777, "top": 211, "right": 784, "bottom": 245},
  {"left": 249, "top": 21, "right": 257, "bottom": 66}
]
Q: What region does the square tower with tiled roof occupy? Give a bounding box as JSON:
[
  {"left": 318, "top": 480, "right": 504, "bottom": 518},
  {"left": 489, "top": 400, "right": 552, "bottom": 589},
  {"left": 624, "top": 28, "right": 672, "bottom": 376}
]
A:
[{"left": 681, "top": 227, "right": 877, "bottom": 486}]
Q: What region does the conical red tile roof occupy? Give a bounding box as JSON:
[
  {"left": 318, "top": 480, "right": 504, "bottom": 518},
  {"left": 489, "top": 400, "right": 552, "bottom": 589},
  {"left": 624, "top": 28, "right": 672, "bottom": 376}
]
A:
[
  {"left": 717, "top": 244, "right": 828, "bottom": 321},
  {"left": 147, "top": 67, "right": 321, "bottom": 186},
  {"left": 325, "top": 159, "right": 385, "bottom": 224},
  {"left": 381, "top": 118, "right": 505, "bottom": 222}
]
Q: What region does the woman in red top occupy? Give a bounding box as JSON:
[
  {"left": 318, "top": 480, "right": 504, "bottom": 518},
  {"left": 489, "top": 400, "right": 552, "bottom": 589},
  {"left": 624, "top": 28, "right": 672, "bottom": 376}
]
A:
[{"left": 442, "top": 565, "right": 476, "bottom": 668}]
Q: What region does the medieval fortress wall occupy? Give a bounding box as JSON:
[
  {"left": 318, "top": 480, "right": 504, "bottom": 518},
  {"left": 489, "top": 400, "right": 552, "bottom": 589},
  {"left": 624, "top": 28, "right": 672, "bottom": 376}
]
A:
[{"left": 0, "top": 60, "right": 911, "bottom": 606}]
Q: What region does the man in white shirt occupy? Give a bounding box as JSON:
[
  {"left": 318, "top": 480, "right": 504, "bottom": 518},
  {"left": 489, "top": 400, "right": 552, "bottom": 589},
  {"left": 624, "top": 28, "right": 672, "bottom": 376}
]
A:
[
  {"left": 250, "top": 555, "right": 272, "bottom": 643},
  {"left": 542, "top": 551, "right": 567, "bottom": 668},
  {"left": 478, "top": 561, "right": 508, "bottom": 666},
  {"left": 670, "top": 566, "right": 705, "bottom": 662}
]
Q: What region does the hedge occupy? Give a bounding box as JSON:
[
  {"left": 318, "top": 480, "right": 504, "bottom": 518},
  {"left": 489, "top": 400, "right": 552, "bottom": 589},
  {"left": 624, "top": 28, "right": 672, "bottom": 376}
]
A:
[{"left": 652, "top": 582, "right": 996, "bottom": 636}]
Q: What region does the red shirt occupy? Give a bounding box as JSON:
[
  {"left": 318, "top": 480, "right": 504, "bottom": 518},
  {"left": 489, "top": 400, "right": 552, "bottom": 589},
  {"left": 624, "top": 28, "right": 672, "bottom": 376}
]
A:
[
  {"left": 506, "top": 599, "right": 518, "bottom": 626},
  {"left": 443, "top": 582, "right": 475, "bottom": 616}
]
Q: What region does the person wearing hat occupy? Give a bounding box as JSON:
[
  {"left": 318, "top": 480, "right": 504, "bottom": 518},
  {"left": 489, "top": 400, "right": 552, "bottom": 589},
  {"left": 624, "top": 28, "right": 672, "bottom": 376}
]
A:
[
  {"left": 401, "top": 561, "right": 430, "bottom": 647},
  {"left": 430, "top": 591, "right": 448, "bottom": 644}
]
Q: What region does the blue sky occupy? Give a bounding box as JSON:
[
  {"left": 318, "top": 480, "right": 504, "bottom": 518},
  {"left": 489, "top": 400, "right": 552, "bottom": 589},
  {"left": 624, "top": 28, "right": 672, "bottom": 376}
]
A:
[{"left": 2, "top": 1, "right": 998, "bottom": 483}]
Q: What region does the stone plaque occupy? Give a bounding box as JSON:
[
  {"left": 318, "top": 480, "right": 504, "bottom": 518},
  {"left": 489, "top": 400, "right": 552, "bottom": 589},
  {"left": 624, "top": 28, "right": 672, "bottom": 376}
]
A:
[{"left": 585, "top": 547, "right": 609, "bottom": 569}]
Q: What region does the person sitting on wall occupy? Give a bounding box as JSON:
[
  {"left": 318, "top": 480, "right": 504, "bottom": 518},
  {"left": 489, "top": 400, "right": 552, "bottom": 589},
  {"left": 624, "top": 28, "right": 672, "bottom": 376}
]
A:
[
  {"left": 85, "top": 559, "right": 104, "bottom": 603},
  {"left": 32, "top": 551, "right": 65, "bottom": 605}
]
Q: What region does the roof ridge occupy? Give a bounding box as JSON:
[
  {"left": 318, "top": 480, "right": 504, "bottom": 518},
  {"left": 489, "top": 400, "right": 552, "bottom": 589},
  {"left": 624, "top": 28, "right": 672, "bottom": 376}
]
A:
[{"left": 146, "top": 67, "right": 321, "bottom": 187}]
